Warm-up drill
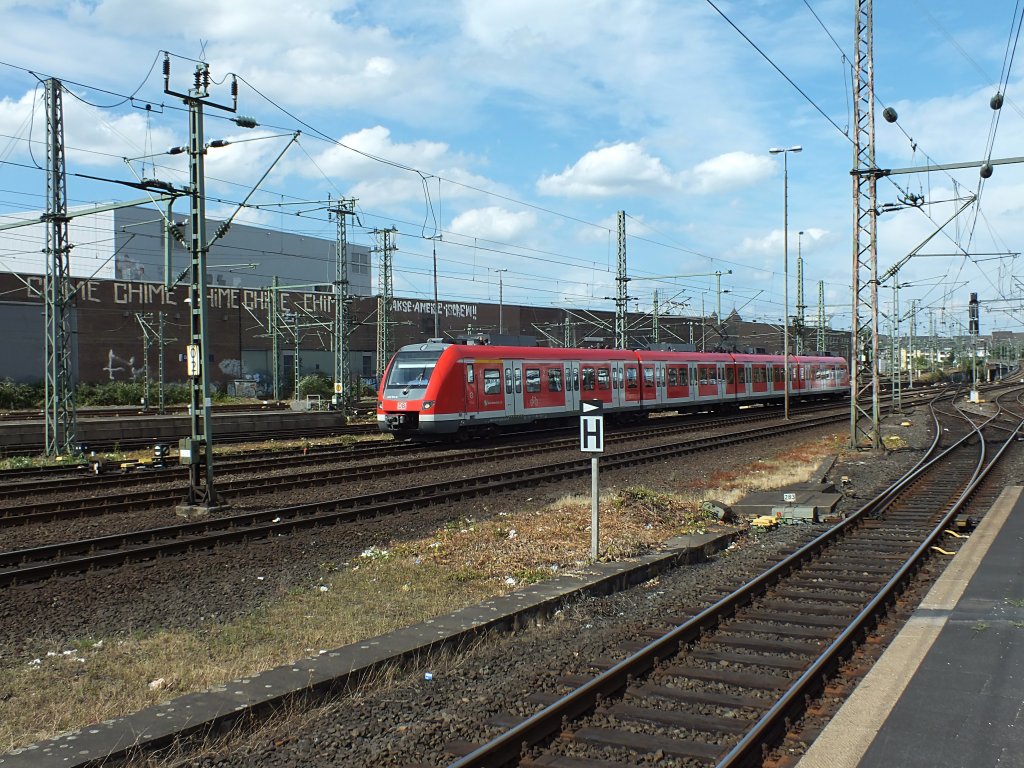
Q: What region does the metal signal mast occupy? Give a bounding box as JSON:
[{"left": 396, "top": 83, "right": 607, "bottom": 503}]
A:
[
  {"left": 374, "top": 227, "right": 397, "bottom": 380},
  {"left": 330, "top": 198, "right": 357, "bottom": 413},
  {"left": 614, "top": 211, "right": 628, "bottom": 349},
  {"left": 43, "top": 78, "right": 78, "bottom": 456},
  {"left": 850, "top": 0, "right": 882, "bottom": 449}
]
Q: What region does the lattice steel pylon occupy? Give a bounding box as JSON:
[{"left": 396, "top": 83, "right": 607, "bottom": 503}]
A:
[
  {"left": 817, "top": 280, "right": 826, "bottom": 352},
  {"left": 330, "top": 199, "right": 357, "bottom": 412},
  {"left": 795, "top": 239, "right": 805, "bottom": 354},
  {"left": 850, "top": 0, "right": 881, "bottom": 449},
  {"left": 374, "top": 227, "right": 397, "bottom": 380},
  {"left": 615, "top": 210, "right": 628, "bottom": 349},
  {"left": 43, "top": 78, "right": 78, "bottom": 456},
  {"left": 269, "top": 275, "right": 281, "bottom": 400}
]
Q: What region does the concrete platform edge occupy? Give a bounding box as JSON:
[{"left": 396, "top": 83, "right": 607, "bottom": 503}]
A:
[
  {"left": 795, "top": 485, "right": 1024, "bottom": 768},
  {"left": 0, "top": 529, "right": 738, "bottom": 768}
]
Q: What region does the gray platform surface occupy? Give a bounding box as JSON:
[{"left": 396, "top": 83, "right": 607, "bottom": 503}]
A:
[{"left": 798, "top": 485, "right": 1024, "bottom": 768}]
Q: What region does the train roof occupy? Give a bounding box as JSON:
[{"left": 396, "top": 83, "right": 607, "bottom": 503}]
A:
[{"left": 392, "top": 342, "right": 848, "bottom": 366}]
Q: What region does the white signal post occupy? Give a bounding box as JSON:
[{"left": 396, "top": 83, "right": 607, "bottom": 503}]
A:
[{"left": 580, "top": 400, "right": 604, "bottom": 559}]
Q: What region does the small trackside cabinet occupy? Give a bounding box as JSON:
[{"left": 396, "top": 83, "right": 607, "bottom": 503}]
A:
[{"left": 178, "top": 437, "right": 204, "bottom": 465}]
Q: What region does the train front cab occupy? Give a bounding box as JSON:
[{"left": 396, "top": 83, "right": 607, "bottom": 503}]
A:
[{"left": 377, "top": 342, "right": 451, "bottom": 436}]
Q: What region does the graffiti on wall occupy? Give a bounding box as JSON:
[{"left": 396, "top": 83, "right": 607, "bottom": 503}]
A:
[{"left": 103, "top": 349, "right": 137, "bottom": 381}]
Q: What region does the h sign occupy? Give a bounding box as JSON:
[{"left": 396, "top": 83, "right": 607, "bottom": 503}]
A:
[{"left": 580, "top": 414, "right": 604, "bottom": 453}]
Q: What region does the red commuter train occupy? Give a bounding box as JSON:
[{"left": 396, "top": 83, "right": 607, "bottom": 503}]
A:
[{"left": 376, "top": 340, "right": 850, "bottom": 439}]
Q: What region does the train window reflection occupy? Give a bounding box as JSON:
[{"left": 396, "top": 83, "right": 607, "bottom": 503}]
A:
[
  {"left": 582, "top": 367, "right": 596, "bottom": 391},
  {"left": 484, "top": 369, "right": 502, "bottom": 395},
  {"left": 597, "top": 368, "right": 611, "bottom": 390},
  {"left": 525, "top": 368, "right": 541, "bottom": 393},
  {"left": 548, "top": 368, "right": 563, "bottom": 392}
]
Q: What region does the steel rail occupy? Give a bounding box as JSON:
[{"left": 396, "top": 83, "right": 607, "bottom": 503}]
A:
[
  {"left": 446, "top": 393, "right": 1018, "bottom": 767},
  {"left": 717, "top": 402, "right": 1020, "bottom": 766},
  {"left": 0, "top": 415, "right": 841, "bottom": 586}
]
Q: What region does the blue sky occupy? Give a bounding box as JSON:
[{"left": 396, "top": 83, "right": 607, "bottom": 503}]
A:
[{"left": 1, "top": 0, "right": 1023, "bottom": 336}]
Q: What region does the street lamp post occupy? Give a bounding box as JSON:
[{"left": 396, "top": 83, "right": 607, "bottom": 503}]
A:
[{"left": 770, "top": 146, "right": 801, "bottom": 420}]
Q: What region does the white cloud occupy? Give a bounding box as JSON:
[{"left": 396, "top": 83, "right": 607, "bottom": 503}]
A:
[
  {"left": 449, "top": 206, "right": 536, "bottom": 242},
  {"left": 687, "top": 152, "right": 775, "bottom": 194},
  {"left": 537, "top": 143, "right": 679, "bottom": 198}
]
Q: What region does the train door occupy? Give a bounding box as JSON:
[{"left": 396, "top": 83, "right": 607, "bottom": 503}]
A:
[
  {"left": 739, "top": 363, "right": 752, "bottom": 400},
  {"left": 717, "top": 363, "right": 727, "bottom": 399},
  {"left": 507, "top": 361, "right": 522, "bottom": 417},
  {"left": 567, "top": 362, "right": 580, "bottom": 411},
  {"left": 624, "top": 363, "right": 641, "bottom": 404},
  {"left": 641, "top": 363, "right": 657, "bottom": 405}
]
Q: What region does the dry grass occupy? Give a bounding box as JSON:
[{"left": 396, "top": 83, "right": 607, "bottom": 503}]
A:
[{"left": 0, "top": 433, "right": 843, "bottom": 752}]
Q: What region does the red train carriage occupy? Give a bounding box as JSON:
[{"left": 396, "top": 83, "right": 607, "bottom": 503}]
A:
[
  {"left": 377, "top": 341, "right": 849, "bottom": 439},
  {"left": 377, "top": 341, "right": 640, "bottom": 437}
]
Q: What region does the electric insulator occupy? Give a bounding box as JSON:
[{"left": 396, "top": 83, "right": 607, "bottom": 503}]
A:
[
  {"left": 980, "top": 162, "right": 993, "bottom": 179},
  {"left": 162, "top": 54, "right": 170, "bottom": 79},
  {"left": 882, "top": 107, "right": 898, "bottom": 123},
  {"left": 231, "top": 78, "right": 238, "bottom": 98},
  {"left": 991, "top": 92, "right": 1004, "bottom": 110}
]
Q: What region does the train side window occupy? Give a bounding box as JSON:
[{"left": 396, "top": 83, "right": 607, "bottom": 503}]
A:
[
  {"left": 699, "top": 366, "right": 708, "bottom": 385},
  {"left": 597, "top": 368, "right": 610, "bottom": 390},
  {"left": 548, "top": 367, "right": 563, "bottom": 392},
  {"left": 625, "top": 367, "right": 638, "bottom": 389},
  {"left": 466, "top": 365, "right": 475, "bottom": 384},
  {"left": 525, "top": 367, "right": 541, "bottom": 393},
  {"left": 484, "top": 368, "right": 502, "bottom": 395},
  {"left": 667, "top": 367, "right": 677, "bottom": 387},
  {"left": 581, "top": 366, "right": 596, "bottom": 391},
  {"left": 643, "top": 367, "right": 654, "bottom": 387},
  {"left": 514, "top": 367, "right": 522, "bottom": 393},
  {"left": 504, "top": 367, "right": 513, "bottom": 394},
  {"left": 726, "top": 367, "right": 735, "bottom": 385}
]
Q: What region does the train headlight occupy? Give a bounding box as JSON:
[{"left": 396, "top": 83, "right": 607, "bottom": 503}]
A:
[{"left": 422, "top": 400, "right": 434, "bottom": 410}]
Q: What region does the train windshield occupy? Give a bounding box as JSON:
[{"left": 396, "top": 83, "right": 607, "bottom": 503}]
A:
[{"left": 384, "top": 350, "right": 441, "bottom": 390}]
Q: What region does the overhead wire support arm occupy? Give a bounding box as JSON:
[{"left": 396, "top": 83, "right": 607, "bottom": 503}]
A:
[
  {"left": 206, "top": 131, "right": 301, "bottom": 248},
  {"left": 853, "top": 155, "right": 1024, "bottom": 177},
  {"left": 877, "top": 195, "right": 978, "bottom": 286}
]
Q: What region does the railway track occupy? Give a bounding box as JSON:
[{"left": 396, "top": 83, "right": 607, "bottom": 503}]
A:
[
  {"left": 4, "top": 421, "right": 376, "bottom": 455},
  {"left": 0, "top": 401, "right": 855, "bottom": 529},
  {"left": 1, "top": 386, "right": 940, "bottom": 502},
  {"left": 0, "top": 413, "right": 845, "bottom": 587},
  {"left": 441, "top": 389, "right": 1022, "bottom": 767}
]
